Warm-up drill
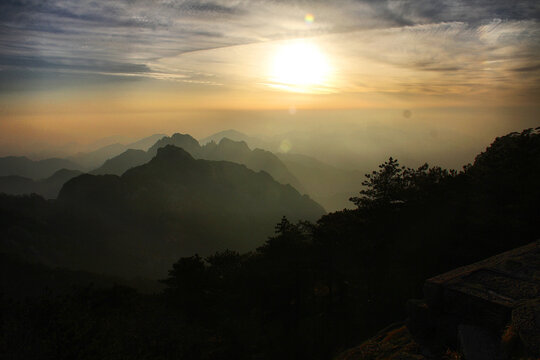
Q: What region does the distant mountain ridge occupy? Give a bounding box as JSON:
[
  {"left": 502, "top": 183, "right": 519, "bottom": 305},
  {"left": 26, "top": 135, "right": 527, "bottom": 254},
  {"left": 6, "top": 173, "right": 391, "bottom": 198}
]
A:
[
  {"left": 200, "top": 130, "right": 367, "bottom": 211},
  {"left": 200, "top": 129, "right": 272, "bottom": 150},
  {"left": 277, "top": 152, "right": 364, "bottom": 211},
  {"left": 0, "top": 156, "right": 82, "bottom": 179},
  {"left": 0, "top": 134, "right": 168, "bottom": 197},
  {"left": 94, "top": 133, "right": 305, "bottom": 193},
  {"left": 69, "top": 133, "right": 166, "bottom": 169},
  {"left": 0, "top": 169, "right": 83, "bottom": 199},
  {"left": 91, "top": 149, "right": 151, "bottom": 176},
  {"left": 0, "top": 130, "right": 368, "bottom": 211},
  {"left": 0, "top": 134, "right": 166, "bottom": 178}
]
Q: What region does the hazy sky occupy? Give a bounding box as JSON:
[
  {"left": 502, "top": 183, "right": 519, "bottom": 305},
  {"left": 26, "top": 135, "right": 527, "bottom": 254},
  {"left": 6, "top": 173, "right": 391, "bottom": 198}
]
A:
[{"left": 0, "top": 0, "right": 539, "bottom": 160}]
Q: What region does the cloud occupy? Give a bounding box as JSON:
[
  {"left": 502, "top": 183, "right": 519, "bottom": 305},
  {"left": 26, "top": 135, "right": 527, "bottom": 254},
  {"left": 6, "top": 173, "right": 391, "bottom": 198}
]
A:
[
  {"left": 0, "top": 0, "right": 538, "bottom": 95},
  {"left": 177, "top": 1, "right": 244, "bottom": 15}
]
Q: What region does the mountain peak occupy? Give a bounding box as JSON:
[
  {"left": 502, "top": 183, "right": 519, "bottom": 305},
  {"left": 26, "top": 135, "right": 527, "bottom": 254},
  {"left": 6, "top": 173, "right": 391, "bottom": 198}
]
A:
[
  {"left": 148, "top": 133, "right": 201, "bottom": 156},
  {"left": 154, "top": 145, "right": 195, "bottom": 162},
  {"left": 217, "top": 137, "right": 251, "bottom": 152},
  {"left": 170, "top": 133, "right": 198, "bottom": 142},
  {"left": 200, "top": 129, "right": 258, "bottom": 146},
  {"left": 126, "top": 134, "right": 167, "bottom": 151}
]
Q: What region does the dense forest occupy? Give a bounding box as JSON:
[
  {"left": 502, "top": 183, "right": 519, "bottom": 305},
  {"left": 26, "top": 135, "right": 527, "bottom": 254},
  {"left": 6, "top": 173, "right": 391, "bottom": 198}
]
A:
[{"left": 1, "top": 128, "right": 539, "bottom": 359}]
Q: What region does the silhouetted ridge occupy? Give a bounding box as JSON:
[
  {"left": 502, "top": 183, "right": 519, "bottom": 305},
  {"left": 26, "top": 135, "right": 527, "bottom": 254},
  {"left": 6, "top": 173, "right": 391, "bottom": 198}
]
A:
[
  {"left": 200, "top": 129, "right": 272, "bottom": 150},
  {"left": 48, "top": 168, "right": 81, "bottom": 181},
  {"left": 277, "top": 152, "right": 364, "bottom": 211},
  {"left": 92, "top": 149, "right": 150, "bottom": 175},
  {"left": 153, "top": 144, "right": 195, "bottom": 162},
  {"left": 148, "top": 133, "right": 201, "bottom": 157},
  {"left": 97, "top": 133, "right": 305, "bottom": 193},
  {"left": 0, "top": 156, "right": 82, "bottom": 179},
  {"left": 200, "top": 129, "right": 249, "bottom": 144},
  {"left": 127, "top": 133, "right": 166, "bottom": 150},
  {"left": 68, "top": 133, "right": 166, "bottom": 170},
  {"left": 0, "top": 168, "right": 83, "bottom": 198},
  {"left": 217, "top": 137, "right": 251, "bottom": 153},
  {"left": 202, "top": 137, "right": 305, "bottom": 192}
]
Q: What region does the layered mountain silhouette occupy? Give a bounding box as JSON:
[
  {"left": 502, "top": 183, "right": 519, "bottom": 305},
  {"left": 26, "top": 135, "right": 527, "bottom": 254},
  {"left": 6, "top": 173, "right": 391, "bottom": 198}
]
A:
[
  {"left": 0, "top": 134, "right": 166, "bottom": 179},
  {"left": 2, "top": 145, "right": 324, "bottom": 279},
  {"left": 93, "top": 133, "right": 305, "bottom": 192},
  {"left": 148, "top": 132, "right": 203, "bottom": 157},
  {"left": 69, "top": 133, "right": 165, "bottom": 169},
  {"left": 200, "top": 129, "right": 272, "bottom": 150},
  {"left": 0, "top": 169, "right": 83, "bottom": 198},
  {"left": 0, "top": 156, "right": 82, "bottom": 179},
  {"left": 91, "top": 149, "right": 150, "bottom": 175},
  {"left": 200, "top": 130, "right": 369, "bottom": 211},
  {"left": 277, "top": 153, "right": 365, "bottom": 211}
]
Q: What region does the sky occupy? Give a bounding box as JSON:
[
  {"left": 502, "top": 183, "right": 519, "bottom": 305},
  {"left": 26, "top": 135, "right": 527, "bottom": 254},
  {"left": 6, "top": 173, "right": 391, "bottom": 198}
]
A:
[{"left": 0, "top": 0, "right": 539, "bottom": 164}]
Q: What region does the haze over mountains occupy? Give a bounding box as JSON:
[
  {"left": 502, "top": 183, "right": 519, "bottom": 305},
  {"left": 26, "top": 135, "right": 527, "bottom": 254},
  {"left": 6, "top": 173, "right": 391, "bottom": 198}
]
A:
[
  {"left": 92, "top": 133, "right": 304, "bottom": 192},
  {"left": 199, "top": 130, "right": 366, "bottom": 210},
  {"left": 1, "top": 145, "right": 324, "bottom": 279},
  {"left": 200, "top": 129, "right": 273, "bottom": 151},
  {"left": 276, "top": 153, "right": 364, "bottom": 210},
  {"left": 94, "top": 131, "right": 366, "bottom": 210},
  {"left": 0, "top": 169, "right": 83, "bottom": 199},
  {"left": 0, "top": 129, "right": 389, "bottom": 211},
  {"left": 0, "top": 156, "right": 82, "bottom": 179},
  {"left": 69, "top": 133, "right": 166, "bottom": 170}
]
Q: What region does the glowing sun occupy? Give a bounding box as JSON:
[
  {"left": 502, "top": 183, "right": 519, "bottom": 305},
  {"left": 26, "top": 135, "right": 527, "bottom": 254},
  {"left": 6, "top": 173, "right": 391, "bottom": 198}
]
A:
[{"left": 269, "top": 40, "right": 331, "bottom": 92}]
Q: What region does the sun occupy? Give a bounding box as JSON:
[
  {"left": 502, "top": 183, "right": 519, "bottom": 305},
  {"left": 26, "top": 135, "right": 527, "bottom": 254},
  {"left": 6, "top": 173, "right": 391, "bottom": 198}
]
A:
[{"left": 268, "top": 40, "right": 331, "bottom": 92}]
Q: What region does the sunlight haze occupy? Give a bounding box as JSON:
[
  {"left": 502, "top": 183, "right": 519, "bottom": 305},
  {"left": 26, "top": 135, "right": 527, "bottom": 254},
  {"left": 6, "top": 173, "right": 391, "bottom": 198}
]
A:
[{"left": 0, "top": 0, "right": 539, "bottom": 161}]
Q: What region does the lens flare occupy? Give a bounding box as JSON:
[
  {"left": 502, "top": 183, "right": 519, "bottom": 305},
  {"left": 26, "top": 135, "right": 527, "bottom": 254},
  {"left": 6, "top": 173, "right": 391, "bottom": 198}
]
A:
[
  {"left": 304, "top": 13, "right": 314, "bottom": 24},
  {"left": 279, "top": 139, "right": 292, "bottom": 153}
]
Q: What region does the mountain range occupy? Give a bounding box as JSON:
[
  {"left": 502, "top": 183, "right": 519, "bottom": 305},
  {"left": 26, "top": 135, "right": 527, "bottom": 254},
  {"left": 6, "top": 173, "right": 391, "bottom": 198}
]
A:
[
  {"left": 0, "top": 130, "right": 368, "bottom": 211},
  {"left": 0, "top": 169, "right": 83, "bottom": 199},
  {"left": 0, "top": 156, "right": 82, "bottom": 179},
  {"left": 68, "top": 133, "right": 166, "bottom": 170},
  {"left": 199, "top": 130, "right": 366, "bottom": 210},
  {"left": 0, "top": 134, "right": 165, "bottom": 178},
  {"left": 94, "top": 133, "right": 305, "bottom": 193},
  {"left": 276, "top": 153, "right": 364, "bottom": 210},
  {"left": 1, "top": 145, "right": 325, "bottom": 279},
  {"left": 200, "top": 129, "right": 272, "bottom": 150}
]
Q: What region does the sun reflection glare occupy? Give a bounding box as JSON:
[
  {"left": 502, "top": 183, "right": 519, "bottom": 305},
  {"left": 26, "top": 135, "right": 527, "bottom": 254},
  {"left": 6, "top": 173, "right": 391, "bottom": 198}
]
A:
[{"left": 268, "top": 40, "right": 332, "bottom": 93}]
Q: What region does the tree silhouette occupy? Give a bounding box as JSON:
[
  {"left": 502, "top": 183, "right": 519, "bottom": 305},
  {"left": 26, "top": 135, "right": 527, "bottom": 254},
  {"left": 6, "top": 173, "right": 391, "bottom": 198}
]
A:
[
  {"left": 350, "top": 157, "right": 405, "bottom": 208},
  {"left": 350, "top": 157, "right": 456, "bottom": 209}
]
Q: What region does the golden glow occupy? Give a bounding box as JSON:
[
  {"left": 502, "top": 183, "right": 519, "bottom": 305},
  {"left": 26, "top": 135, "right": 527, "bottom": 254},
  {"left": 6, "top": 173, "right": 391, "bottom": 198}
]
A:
[{"left": 269, "top": 40, "right": 331, "bottom": 93}]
